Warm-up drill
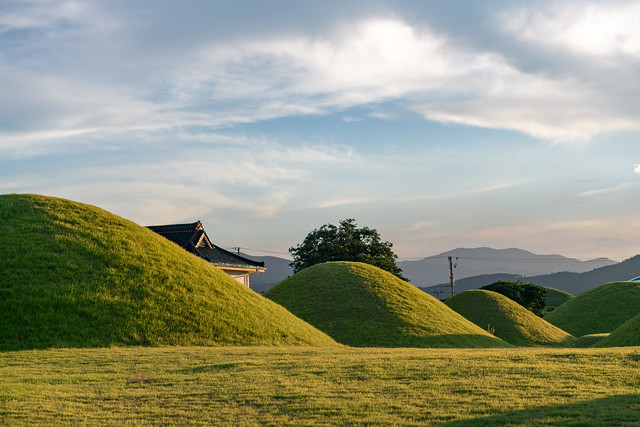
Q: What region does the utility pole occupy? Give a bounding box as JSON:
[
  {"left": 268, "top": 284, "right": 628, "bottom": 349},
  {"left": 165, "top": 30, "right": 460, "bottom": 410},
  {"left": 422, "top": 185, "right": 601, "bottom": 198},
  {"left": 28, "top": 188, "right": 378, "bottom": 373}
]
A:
[{"left": 448, "top": 256, "right": 457, "bottom": 297}]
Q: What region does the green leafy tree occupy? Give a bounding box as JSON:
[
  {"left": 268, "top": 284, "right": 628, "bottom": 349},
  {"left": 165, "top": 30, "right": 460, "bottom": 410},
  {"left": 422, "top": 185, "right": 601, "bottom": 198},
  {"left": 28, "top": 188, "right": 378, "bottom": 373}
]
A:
[
  {"left": 289, "top": 218, "right": 407, "bottom": 281},
  {"left": 481, "top": 280, "right": 547, "bottom": 316}
]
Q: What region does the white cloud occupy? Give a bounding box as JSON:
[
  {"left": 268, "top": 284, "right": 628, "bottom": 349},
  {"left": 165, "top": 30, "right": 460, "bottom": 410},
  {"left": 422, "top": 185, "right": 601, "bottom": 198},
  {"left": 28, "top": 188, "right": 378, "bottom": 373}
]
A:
[
  {"left": 184, "top": 16, "right": 640, "bottom": 142},
  {"left": 0, "top": 1, "right": 89, "bottom": 34},
  {"left": 635, "top": 164, "right": 640, "bottom": 174},
  {"left": 174, "top": 19, "right": 451, "bottom": 111},
  {"left": 3, "top": 3, "right": 640, "bottom": 156},
  {"left": 405, "top": 220, "right": 439, "bottom": 232},
  {"left": 499, "top": 2, "right": 640, "bottom": 58}
]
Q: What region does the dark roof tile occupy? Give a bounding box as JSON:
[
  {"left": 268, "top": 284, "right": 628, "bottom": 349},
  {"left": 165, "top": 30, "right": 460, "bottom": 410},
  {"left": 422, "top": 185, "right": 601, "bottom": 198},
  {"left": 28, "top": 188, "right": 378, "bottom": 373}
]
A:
[{"left": 147, "top": 221, "right": 265, "bottom": 270}]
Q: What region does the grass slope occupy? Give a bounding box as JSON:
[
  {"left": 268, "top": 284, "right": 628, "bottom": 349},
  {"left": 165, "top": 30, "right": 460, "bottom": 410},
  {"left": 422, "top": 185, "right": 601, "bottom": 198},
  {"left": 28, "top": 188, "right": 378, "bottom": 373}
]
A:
[
  {"left": 0, "top": 194, "right": 336, "bottom": 350},
  {"left": 595, "top": 313, "right": 640, "bottom": 347},
  {"left": 573, "top": 333, "right": 610, "bottom": 348},
  {"left": 445, "top": 290, "right": 575, "bottom": 347},
  {"left": 265, "top": 261, "right": 510, "bottom": 348},
  {"left": 543, "top": 281, "right": 640, "bottom": 337},
  {"left": 544, "top": 287, "right": 573, "bottom": 310}
]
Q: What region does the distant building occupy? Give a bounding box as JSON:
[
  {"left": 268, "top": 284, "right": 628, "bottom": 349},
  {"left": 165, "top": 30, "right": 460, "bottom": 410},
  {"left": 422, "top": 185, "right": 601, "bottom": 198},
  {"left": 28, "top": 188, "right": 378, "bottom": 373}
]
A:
[{"left": 147, "top": 221, "right": 265, "bottom": 287}]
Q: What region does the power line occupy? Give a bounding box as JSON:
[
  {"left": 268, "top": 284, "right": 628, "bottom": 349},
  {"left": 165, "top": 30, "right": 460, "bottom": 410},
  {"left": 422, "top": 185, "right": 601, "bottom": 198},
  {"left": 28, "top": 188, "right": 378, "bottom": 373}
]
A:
[
  {"left": 223, "top": 246, "right": 636, "bottom": 262},
  {"left": 399, "top": 255, "right": 634, "bottom": 263},
  {"left": 224, "top": 246, "right": 290, "bottom": 256}
]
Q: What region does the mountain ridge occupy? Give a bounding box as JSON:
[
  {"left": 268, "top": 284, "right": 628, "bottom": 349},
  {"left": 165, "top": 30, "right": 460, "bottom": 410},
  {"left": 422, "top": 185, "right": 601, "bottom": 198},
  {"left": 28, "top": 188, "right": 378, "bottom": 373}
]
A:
[
  {"left": 245, "top": 247, "right": 618, "bottom": 294},
  {"left": 423, "top": 255, "right": 640, "bottom": 297},
  {"left": 398, "top": 247, "right": 616, "bottom": 287}
]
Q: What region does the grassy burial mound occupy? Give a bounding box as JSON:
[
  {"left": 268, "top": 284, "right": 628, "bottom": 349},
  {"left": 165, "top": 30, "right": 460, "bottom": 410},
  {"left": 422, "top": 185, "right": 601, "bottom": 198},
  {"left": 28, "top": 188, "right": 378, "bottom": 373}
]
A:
[
  {"left": 544, "top": 287, "right": 573, "bottom": 311},
  {"left": 0, "top": 194, "right": 337, "bottom": 350},
  {"left": 594, "top": 313, "right": 640, "bottom": 347},
  {"left": 543, "top": 281, "right": 640, "bottom": 337},
  {"left": 445, "top": 290, "right": 575, "bottom": 347},
  {"left": 264, "top": 261, "right": 510, "bottom": 348},
  {"left": 572, "top": 333, "right": 610, "bottom": 348}
]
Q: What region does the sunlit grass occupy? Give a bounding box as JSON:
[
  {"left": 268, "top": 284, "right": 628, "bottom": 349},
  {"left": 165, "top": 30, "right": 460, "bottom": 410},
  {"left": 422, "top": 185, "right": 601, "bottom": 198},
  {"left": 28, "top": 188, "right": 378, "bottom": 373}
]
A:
[
  {"left": 596, "top": 313, "right": 640, "bottom": 347},
  {"left": 446, "top": 290, "right": 575, "bottom": 347},
  {"left": 544, "top": 287, "right": 573, "bottom": 311},
  {"left": 1, "top": 346, "right": 640, "bottom": 425},
  {"left": 265, "top": 262, "right": 510, "bottom": 348},
  {"left": 0, "top": 194, "right": 336, "bottom": 350},
  {"left": 544, "top": 281, "right": 640, "bottom": 337},
  {"left": 573, "top": 333, "right": 610, "bottom": 348}
]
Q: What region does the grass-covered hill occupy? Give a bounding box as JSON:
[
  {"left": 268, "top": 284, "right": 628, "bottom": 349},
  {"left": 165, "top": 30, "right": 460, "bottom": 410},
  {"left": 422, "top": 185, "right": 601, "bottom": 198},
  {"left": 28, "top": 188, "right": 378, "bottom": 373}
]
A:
[
  {"left": 572, "top": 333, "right": 610, "bottom": 348},
  {"left": 264, "top": 261, "right": 511, "bottom": 348},
  {"left": 544, "top": 287, "right": 573, "bottom": 311},
  {"left": 543, "top": 281, "right": 640, "bottom": 337},
  {"left": 445, "top": 290, "right": 575, "bottom": 347},
  {"left": 0, "top": 194, "right": 337, "bottom": 350},
  {"left": 594, "top": 313, "right": 640, "bottom": 347},
  {"left": 521, "top": 255, "right": 640, "bottom": 296}
]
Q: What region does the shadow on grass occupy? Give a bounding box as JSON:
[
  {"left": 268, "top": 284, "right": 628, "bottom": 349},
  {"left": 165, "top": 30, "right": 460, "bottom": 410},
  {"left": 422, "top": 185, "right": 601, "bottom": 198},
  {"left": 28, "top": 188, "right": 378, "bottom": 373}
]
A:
[
  {"left": 175, "top": 363, "right": 238, "bottom": 374},
  {"left": 444, "top": 394, "right": 640, "bottom": 426},
  {"left": 337, "top": 334, "right": 512, "bottom": 348}
]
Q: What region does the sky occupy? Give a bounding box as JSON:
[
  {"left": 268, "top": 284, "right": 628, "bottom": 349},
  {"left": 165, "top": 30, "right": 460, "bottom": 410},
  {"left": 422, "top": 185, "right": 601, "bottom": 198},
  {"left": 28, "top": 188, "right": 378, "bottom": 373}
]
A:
[{"left": 2, "top": 0, "right": 640, "bottom": 261}]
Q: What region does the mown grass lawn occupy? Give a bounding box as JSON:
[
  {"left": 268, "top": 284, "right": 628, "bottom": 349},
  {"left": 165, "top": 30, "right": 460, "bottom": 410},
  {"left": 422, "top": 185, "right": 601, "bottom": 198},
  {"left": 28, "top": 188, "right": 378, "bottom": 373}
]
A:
[{"left": 2, "top": 346, "right": 640, "bottom": 425}]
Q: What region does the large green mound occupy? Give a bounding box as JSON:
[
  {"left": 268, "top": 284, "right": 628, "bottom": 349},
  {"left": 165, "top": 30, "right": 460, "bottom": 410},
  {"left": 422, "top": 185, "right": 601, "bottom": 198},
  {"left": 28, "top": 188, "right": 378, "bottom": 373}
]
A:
[
  {"left": 544, "top": 287, "right": 573, "bottom": 311},
  {"left": 264, "top": 261, "right": 510, "bottom": 348},
  {"left": 544, "top": 281, "right": 640, "bottom": 337},
  {"left": 572, "top": 333, "right": 609, "bottom": 348},
  {"left": 0, "top": 194, "right": 337, "bottom": 350},
  {"left": 594, "top": 313, "right": 640, "bottom": 347},
  {"left": 445, "top": 290, "right": 575, "bottom": 347}
]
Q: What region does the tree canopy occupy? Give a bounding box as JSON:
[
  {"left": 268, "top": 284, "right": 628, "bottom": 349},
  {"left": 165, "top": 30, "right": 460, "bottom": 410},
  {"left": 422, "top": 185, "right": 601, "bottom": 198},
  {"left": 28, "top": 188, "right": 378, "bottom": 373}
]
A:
[
  {"left": 289, "top": 218, "right": 407, "bottom": 281},
  {"left": 481, "top": 280, "right": 547, "bottom": 316}
]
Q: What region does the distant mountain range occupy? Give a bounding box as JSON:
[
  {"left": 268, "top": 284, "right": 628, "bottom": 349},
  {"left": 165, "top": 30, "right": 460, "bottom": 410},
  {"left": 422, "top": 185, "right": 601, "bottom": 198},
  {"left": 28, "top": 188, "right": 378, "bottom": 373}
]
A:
[
  {"left": 243, "top": 247, "right": 629, "bottom": 295},
  {"left": 397, "top": 247, "right": 616, "bottom": 287},
  {"left": 421, "top": 254, "right": 640, "bottom": 298}
]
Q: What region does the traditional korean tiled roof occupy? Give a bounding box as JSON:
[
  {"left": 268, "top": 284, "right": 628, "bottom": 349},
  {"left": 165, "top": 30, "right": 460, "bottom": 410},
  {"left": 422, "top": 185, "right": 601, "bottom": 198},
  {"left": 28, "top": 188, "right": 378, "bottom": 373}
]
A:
[
  {"left": 196, "top": 247, "right": 265, "bottom": 270},
  {"left": 148, "top": 221, "right": 204, "bottom": 250},
  {"left": 147, "top": 221, "right": 265, "bottom": 270}
]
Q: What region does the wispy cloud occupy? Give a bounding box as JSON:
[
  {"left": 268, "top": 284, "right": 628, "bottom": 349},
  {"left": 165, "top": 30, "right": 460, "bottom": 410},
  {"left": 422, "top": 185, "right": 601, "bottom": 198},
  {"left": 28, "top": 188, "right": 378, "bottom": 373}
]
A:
[
  {"left": 397, "top": 179, "right": 537, "bottom": 203},
  {"left": 405, "top": 220, "right": 439, "bottom": 232},
  {"left": 5, "top": 136, "right": 363, "bottom": 222},
  {"left": 579, "top": 183, "right": 638, "bottom": 197}
]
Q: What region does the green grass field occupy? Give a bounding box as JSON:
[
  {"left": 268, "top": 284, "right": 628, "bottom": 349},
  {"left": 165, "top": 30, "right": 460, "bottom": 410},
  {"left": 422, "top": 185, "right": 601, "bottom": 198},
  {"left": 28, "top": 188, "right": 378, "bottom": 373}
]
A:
[
  {"left": 2, "top": 346, "right": 640, "bottom": 425},
  {"left": 3, "top": 194, "right": 640, "bottom": 424}
]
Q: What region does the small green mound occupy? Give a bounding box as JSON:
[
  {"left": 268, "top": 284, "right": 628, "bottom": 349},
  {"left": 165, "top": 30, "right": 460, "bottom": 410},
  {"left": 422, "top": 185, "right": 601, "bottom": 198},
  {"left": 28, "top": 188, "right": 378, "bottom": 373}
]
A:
[
  {"left": 544, "top": 287, "right": 573, "bottom": 311},
  {"left": 543, "top": 281, "right": 640, "bottom": 337},
  {"left": 594, "top": 314, "right": 640, "bottom": 347},
  {"left": 572, "top": 333, "right": 610, "bottom": 348},
  {"left": 0, "top": 194, "right": 337, "bottom": 350},
  {"left": 445, "top": 290, "right": 575, "bottom": 347},
  {"left": 264, "top": 262, "right": 510, "bottom": 348}
]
